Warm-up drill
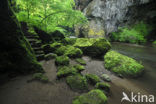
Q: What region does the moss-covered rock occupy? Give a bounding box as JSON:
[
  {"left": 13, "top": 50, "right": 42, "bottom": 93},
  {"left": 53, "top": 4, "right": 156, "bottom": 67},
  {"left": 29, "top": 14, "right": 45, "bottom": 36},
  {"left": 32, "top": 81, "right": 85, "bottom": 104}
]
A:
[
  {"left": 152, "top": 40, "right": 156, "bottom": 45},
  {"left": 57, "top": 66, "right": 77, "bottom": 78},
  {"left": 104, "top": 51, "right": 144, "bottom": 77},
  {"left": 45, "top": 53, "right": 57, "bottom": 60},
  {"left": 73, "top": 64, "right": 85, "bottom": 72},
  {"left": 75, "top": 58, "right": 86, "bottom": 65},
  {"left": 62, "top": 38, "right": 77, "bottom": 45},
  {"left": 0, "top": 1, "right": 43, "bottom": 74},
  {"left": 66, "top": 74, "right": 88, "bottom": 91},
  {"left": 85, "top": 74, "right": 100, "bottom": 85},
  {"left": 55, "top": 55, "right": 69, "bottom": 66},
  {"left": 33, "top": 73, "right": 49, "bottom": 82},
  {"left": 50, "top": 42, "right": 62, "bottom": 51},
  {"left": 65, "top": 46, "right": 83, "bottom": 58},
  {"left": 56, "top": 45, "right": 83, "bottom": 58},
  {"left": 55, "top": 46, "right": 67, "bottom": 56},
  {"left": 95, "top": 82, "right": 110, "bottom": 92},
  {"left": 74, "top": 38, "right": 111, "bottom": 57},
  {"left": 72, "top": 89, "right": 107, "bottom": 104}
]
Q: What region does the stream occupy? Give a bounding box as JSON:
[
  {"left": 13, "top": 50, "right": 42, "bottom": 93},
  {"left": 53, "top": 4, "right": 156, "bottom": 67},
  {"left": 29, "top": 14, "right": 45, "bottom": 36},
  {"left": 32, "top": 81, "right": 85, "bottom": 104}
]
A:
[{"left": 111, "top": 42, "right": 156, "bottom": 104}]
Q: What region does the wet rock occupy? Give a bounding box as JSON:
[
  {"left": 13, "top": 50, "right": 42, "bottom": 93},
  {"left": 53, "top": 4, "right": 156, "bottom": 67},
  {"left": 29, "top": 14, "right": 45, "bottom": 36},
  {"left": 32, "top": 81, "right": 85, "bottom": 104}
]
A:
[{"left": 101, "top": 74, "right": 111, "bottom": 82}]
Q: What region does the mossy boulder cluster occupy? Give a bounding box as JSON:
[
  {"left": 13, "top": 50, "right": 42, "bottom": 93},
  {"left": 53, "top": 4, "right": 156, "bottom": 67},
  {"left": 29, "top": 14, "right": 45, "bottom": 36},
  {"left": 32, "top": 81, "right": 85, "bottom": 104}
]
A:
[
  {"left": 104, "top": 51, "right": 144, "bottom": 77},
  {"left": 73, "top": 89, "right": 107, "bottom": 104},
  {"left": 74, "top": 38, "right": 111, "bottom": 57},
  {"left": 66, "top": 74, "right": 88, "bottom": 91},
  {"left": 85, "top": 74, "right": 101, "bottom": 85}
]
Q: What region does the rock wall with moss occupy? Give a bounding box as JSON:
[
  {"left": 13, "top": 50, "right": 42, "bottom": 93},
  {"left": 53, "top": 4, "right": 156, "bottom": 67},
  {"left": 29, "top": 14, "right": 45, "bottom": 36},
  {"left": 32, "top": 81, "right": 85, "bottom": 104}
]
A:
[
  {"left": 75, "top": 0, "right": 156, "bottom": 39},
  {"left": 0, "top": 0, "right": 42, "bottom": 74}
]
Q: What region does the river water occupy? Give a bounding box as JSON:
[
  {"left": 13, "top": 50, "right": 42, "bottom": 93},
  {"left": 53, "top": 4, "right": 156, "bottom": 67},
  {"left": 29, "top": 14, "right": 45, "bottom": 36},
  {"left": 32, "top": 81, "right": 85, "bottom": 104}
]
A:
[{"left": 111, "top": 42, "right": 156, "bottom": 103}]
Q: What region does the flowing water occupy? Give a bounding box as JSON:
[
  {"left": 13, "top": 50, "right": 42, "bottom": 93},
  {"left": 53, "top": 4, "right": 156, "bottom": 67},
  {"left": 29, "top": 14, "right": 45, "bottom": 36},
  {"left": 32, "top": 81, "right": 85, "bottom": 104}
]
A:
[{"left": 111, "top": 42, "right": 156, "bottom": 103}]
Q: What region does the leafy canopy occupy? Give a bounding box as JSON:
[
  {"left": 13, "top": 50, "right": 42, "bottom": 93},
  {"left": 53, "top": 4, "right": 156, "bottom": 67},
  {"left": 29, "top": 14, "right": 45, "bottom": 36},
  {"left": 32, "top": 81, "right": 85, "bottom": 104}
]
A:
[{"left": 13, "top": 0, "right": 87, "bottom": 33}]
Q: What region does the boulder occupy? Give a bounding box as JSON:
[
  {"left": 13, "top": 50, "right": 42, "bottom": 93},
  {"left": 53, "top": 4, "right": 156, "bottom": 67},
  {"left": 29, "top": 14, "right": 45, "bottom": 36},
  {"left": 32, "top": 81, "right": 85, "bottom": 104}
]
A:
[
  {"left": 74, "top": 38, "right": 111, "bottom": 57},
  {"left": 66, "top": 74, "right": 88, "bottom": 91},
  {"left": 72, "top": 89, "right": 107, "bottom": 104},
  {"left": 101, "top": 74, "right": 111, "bottom": 82}
]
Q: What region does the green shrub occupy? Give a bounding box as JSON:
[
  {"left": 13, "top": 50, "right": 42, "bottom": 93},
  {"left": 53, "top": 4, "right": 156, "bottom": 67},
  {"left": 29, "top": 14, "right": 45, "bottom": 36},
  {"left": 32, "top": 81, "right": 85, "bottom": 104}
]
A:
[
  {"left": 76, "top": 58, "right": 86, "bottom": 65},
  {"left": 57, "top": 66, "right": 77, "bottom": 78},
  {"left": 104, "top": 51, "right": 144, "bottom": 77},
  {"left": 85, "top": 74, "right": 101, "bottom": 85},
  {"left": 72, "top": 89, "right": 107, "bottom": 104},
  {"left": 45, "top": 53, "right": 57, "bottom": 60},
  {"left": 66, "top": 74, "right": 88, "bottom": 91},
  {"left": 73, "top": 64, "right": 85, "bottom": 72},
  {"left": 111, "top": 22, "right": 153, "bottom": 44},
  {"left": 55, "top": 55, "right": 69, "bottom": 66},
  {"left": 95, "top": 82, "right": 110, "bottom": 92}
]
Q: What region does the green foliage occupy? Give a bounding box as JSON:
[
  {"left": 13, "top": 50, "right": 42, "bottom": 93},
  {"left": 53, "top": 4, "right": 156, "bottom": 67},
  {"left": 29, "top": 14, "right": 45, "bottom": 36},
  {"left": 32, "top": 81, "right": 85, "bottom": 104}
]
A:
[
  {"left": 111, "top": 22, "right": 153, "bottom": 44},
  {"left": 45, "top": 53, "right": 57, "bottom": 60},
  {"left": 85, "top": 74, "right": 101, "bottom": 85},
  {"left": 55, "top": 55, "right": 69, "bottom": 66},
  {"left": 95, "top": 82, "right": 110, "bottom": 92},
  {"left": 104, "top": 51, "right": 144, "bottom": 77},
  {"left": 14, "top": 0, "right": 87, "bottom": 33},
  {"left": 73, "top": 64, "right": 85, "bottom": 72},
  {"left": 57, "top": 66, "right": 77, "bottom": 78},
  {"left": 76, "top": 58, "right": 86, "bottom": 65},
  {"left": 66, "top": 74, "right": 88, "bottom": 91},
  {"left": 33, "top": 73, "right": 49, "bottom": 82},
  {"left": 72, "top": 89, "right": 107, "bottom": 104}
]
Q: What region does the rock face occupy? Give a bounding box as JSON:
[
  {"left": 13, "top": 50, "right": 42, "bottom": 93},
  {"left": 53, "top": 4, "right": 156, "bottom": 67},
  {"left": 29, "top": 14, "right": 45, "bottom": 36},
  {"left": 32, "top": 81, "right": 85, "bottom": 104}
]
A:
[{"left": 76, "top": 0, "right": 156, "bottom": 35}]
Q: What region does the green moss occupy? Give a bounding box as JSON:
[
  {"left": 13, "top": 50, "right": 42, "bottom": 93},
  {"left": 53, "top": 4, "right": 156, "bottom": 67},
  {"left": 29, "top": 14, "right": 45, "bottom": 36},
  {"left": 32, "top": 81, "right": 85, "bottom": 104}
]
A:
[
  {"left": 55, "top": 46, "right": 67, "bottom": 56},
  {"left": 57, "top": 66, "right": 77, "bottom": 78},
  {"left": 72, "top": 89, "right": 107, "bottom": 104},
  {"left": 50, "top": 42, "right": 62, "bottom": 51},
  {"left": 66, "top": 74, "right": 88, "bottom": 91},
  {"left": 95, "top": 82, "right": 110, "bottom": 92},
  {"left": 75, "top": 58, "right": 86, "bottom": 65},
  {"left": 33, "top": 73, "right": 49, "bottom": 82},
  {"left": 55, "top": 55, "right": 69, "bottom": 66},
  {"left": 104, "top": 51, "right": 144, "bottom": 77},
  {"left": 45, "top": 53, "right": 57, "bottom": 60},
  {"left": 63, "top": 38, "right": 76, "bottom": 45},
  {"left": 85, "top": 74, "right": 100, "bottom": 85},
  {"left": 74, "top": 38, "right": 111, "bottom": 57},
  {"left": 152, "top": 40, "right": 156, "bottom": 45},
  {"left": 56, "top": 45, "right": 83, "bottom": 58},
  {"left": 111, "top": 21, "right": 153, "bottom": 44},
  {"left": 65, "top": 46, "right": 83, "bottom": 58},
  {"left": 73, "top": 64, "right": 85, "bottom": 72}
]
